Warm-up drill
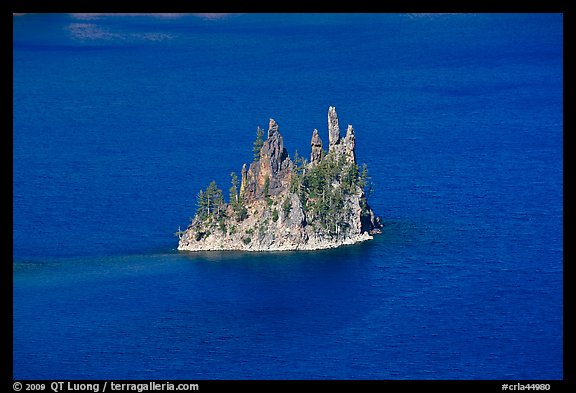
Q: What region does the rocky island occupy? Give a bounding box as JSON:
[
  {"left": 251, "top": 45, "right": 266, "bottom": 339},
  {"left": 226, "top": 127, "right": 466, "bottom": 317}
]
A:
[{"left": 177, "top": 107, "right": 382, "bottom": 251}]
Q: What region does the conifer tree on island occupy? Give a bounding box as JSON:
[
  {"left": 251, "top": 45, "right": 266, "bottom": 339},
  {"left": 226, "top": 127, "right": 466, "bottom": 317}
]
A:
[{"left": 252, "top": 126, "right": 264, "bottom": 162}]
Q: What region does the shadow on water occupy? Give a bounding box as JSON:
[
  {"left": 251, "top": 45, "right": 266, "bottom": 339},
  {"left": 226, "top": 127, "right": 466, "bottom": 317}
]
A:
[
  {"left": 14, "top": 237, "right": 396, "bottom": 379},
  {"left": 12, "top": 219, "right": 418, "bottom": 281}
]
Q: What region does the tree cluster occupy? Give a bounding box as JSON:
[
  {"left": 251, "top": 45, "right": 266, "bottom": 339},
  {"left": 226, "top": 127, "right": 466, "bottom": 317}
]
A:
[
  {"left": 290, "top": 153, "right": 371, "bottom": 235},
  {"left": 252, "top": 126, "right": 264, "bottom": 162},
  {"left": 194, "top": 171, "right": 249, "bottom": 228},
  {"left": 195, "top": 180, "right": 224, "bottom": 220},
  {"left": 229, "top": 172, "right": 248, "bottom": 221},
  {"left": 188, "top": 127, "right": 373, "bottom": 240}
]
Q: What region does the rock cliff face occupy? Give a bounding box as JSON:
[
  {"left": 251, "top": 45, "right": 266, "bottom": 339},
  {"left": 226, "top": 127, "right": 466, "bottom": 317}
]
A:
[
  {"left": 178, "top": 107, "right": 382, "bottom": 252},
  {"left": 242, "top": 119, "right": 293, "bottom": 203},
  {"left": 310, "top": 129, "right": 323, "bottom": 164}
]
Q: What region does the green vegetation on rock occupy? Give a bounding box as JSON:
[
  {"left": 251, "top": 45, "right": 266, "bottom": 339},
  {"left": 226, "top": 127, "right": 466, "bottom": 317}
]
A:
[
  {"left": 252, "top": 126, "right": 264, "bottom": 162},
  {"left": 178, "top": 107, "right": 382, "bottom": 252}
]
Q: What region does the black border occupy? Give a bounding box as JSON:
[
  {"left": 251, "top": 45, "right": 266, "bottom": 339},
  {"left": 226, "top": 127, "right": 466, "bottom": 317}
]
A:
[
  {"left": 6, "top": 1, "right": 572, "bottom": 14},
  {"left": 9, "top": 0, "right": 575, "bottom": 389},
  {"left": 562, "top": 2, "right": 575, "bottom": 389},
  {"left": 6, "top": 6, "right": 15, "bottom": 388}
]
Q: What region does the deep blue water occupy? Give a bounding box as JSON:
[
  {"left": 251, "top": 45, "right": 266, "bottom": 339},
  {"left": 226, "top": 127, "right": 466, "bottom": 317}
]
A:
[{"left": 13, "top": 13, "right": 563, "bottom": 379}]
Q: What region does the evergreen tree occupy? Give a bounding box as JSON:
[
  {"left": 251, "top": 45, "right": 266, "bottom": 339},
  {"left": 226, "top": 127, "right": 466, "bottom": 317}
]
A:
[
  {"left": 342, "top": 162, "right": 359, "bottom": 193},
  {"left": 204, "top": 180, "right": 224, "bottom": 216},
  {"left": 282, "top": 196, "right": 292, "bottom": 217},
  {"left": 204, "top": 181, "right": 216, "bottom": 214},
  {"left": 360, "top": 163, "right": 373, "bottom": 197},
  {"left": 263, "top": 176, "right": 270, "bottom": 196},
  {"left": 229, "top": 172, "right": 239, "bottom": 204},
  {"left": 288, "top": 152, "right": 372, "bottom": 235},
  {"left": 293, "top": 149, "right": 309, "bottom": 176},
  {"left": 252, "top": 126, "right": 264, "bottom": 161},
  {"left": 234, "top": 204, "right": 248, "bottom": 222},
  {"left": 196, "top": 189, "right": 208, "bottom": 218},
  {"left": 229, "top": 172, "right": 247, "bottom": 221}
]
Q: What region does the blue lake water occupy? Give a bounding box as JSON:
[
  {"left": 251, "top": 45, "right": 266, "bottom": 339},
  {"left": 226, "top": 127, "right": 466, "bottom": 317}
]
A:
[{"left": 13, "top": 13, "right": 563, "bottom": 379}]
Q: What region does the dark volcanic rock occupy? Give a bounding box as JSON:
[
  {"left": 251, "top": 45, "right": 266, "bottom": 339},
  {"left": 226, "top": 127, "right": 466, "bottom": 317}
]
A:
[
  {"left": 344, "top": 124, "right": 356, "bottom": 163},
  {"left": 178, "top": 107, "right": 382, "bottom": 252},
  {"left": 242, "top": 119, "right": 292, "bottom": 202},
  {"left": 328, "top": 106, "right": 340, "bottom": 148},
  {"left": 310, "top": 129, "right": 323, "bottom": 164}
]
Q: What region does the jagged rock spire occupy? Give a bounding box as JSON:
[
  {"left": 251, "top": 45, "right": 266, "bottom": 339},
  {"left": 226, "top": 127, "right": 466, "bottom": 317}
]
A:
[
  {"left": 328, "top": 106, "right": 340, "bottom": 149},
  {"left": 325, "top": 107, "right": 357, "bottom": 164},
  {"left": 344, "top": 124, "right": 356, "bottom": 163},
  {"left": 268, "top": 118, "right": 279, "bottom": 138},
  {"left": 262, "top": 119, "right": 287, "bottom": 174},
  {"left": 242, "top": 119, "right": 292, "bottom": 202},
  {"left": 178, "top": 107, "right": 382, "bottom": 253},
  {"left": 239, "top": 163, "right": 248, "bottom": 198},
  {"left": 310, "top": 129, "right": 323, "bottom": 164}
]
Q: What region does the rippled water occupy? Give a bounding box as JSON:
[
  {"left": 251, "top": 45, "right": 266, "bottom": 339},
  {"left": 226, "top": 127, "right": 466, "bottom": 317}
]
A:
[{"left": 13, "top": 13, "right": 562, "bottom": 379}]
